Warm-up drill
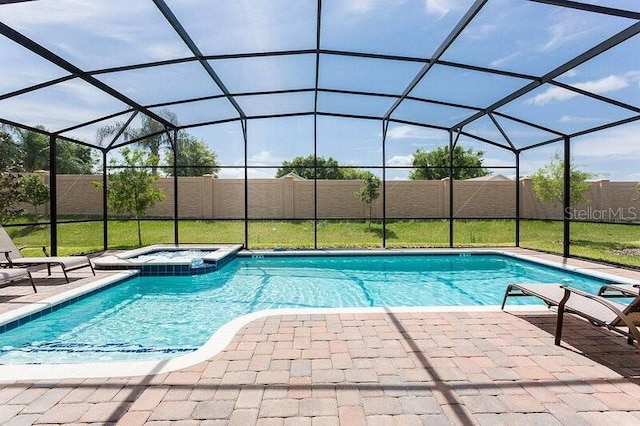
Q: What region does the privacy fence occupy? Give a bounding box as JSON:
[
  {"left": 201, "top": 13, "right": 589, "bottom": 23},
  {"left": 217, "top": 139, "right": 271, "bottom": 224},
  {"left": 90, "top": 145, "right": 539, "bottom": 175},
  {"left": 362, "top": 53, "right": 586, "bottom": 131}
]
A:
[{"left": 31, "top": 174, "right": 640, "bottom": 222}]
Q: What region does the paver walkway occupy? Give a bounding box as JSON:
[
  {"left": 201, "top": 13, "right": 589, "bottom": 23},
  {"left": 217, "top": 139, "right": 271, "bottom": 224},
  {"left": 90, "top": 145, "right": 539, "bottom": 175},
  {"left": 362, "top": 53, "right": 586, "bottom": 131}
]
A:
[{"left": 2, "top": 310, "right": 640, "bottom": 425}]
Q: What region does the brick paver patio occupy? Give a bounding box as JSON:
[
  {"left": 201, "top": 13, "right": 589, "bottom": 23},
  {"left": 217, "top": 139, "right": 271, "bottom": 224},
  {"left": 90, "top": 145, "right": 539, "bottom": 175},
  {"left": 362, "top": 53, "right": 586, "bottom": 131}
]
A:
[{"left": 1, "top": 250, "right": 640, "bottom": 425}]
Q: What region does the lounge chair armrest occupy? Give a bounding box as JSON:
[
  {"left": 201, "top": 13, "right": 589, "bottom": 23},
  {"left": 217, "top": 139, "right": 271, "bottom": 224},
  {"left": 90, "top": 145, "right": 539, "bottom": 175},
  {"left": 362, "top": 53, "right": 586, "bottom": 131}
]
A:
[
  {"left": 17, "top": 245, "right": 49, "bottom": 256},
  {"left": 560, "top": 285, "right": 640, "bottom": 342},
  {"left": 598, "top": 283, "right": 640, "bottom": 297},
  {"left": 0, "top": 250, "right": 13, "bottom": 265}
]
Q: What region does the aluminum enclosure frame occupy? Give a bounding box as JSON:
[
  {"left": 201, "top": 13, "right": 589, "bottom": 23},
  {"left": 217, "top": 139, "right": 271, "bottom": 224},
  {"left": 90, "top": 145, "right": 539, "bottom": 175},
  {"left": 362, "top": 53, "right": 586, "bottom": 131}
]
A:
[{"left": 0, "top": 0, "right": 638, "bottom": 256}]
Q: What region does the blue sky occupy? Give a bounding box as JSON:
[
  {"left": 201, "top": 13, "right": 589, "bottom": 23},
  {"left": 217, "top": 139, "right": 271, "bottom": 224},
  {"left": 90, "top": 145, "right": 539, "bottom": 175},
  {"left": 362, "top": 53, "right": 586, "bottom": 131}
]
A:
[{"left": 0, "top": 0, "right": 639, "bottom": 181}]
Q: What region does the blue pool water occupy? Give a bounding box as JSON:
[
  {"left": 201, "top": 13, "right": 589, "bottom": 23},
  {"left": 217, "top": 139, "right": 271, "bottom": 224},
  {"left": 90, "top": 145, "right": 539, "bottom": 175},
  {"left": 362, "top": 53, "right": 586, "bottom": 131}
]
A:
[
  {"left": 130, "top": 249, "right": 213, "bottom": 266},
  {"left": 0, "top": 254, "right": 610, "bottom": 364}
]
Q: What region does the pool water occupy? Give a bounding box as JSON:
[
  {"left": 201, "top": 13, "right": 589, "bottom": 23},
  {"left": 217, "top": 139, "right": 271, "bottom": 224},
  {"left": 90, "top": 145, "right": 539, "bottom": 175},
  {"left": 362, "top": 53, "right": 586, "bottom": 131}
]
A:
[
  {"left": 0, "top": 254, "right": 608, "bottom": 364},
  {"left": 130, "top": 249, "right": 214, "bottom": 266}
]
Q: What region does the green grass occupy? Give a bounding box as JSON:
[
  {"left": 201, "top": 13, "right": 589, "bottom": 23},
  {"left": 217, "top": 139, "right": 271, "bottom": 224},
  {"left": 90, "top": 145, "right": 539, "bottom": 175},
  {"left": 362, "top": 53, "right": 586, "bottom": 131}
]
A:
[{"left": 5, "top": 219, "right": 640, "bottom": 268}]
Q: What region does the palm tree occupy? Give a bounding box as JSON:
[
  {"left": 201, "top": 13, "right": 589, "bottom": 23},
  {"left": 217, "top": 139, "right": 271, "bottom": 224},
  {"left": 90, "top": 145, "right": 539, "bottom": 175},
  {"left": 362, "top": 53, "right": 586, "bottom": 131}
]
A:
[
  {"left": 18, "top": 127, "right": 49, "bottom": 172},
  {"left": 97, "top": 109, "right": 178, "bottom": 174}
]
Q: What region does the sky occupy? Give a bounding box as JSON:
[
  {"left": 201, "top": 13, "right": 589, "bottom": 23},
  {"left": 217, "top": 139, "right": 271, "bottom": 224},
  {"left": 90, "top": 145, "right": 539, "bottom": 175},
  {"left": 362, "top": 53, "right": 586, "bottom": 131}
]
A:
[{"left": 0, "top": 0, "right": 639, "bottom": 181}]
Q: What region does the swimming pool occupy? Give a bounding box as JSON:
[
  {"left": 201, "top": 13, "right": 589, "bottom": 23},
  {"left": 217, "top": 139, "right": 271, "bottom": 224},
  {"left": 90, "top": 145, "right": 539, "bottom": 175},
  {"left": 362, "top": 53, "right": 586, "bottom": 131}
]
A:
[{"left": 0, "top": 251, "right": 617, "bottom": 368}]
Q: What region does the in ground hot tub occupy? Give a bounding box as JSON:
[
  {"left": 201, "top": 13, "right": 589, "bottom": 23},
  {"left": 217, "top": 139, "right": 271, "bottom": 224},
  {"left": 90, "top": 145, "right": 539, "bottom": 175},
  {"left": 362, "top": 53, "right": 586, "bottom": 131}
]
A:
[{"left": 93, "top": 244, "right": 242, "bottom": 275}]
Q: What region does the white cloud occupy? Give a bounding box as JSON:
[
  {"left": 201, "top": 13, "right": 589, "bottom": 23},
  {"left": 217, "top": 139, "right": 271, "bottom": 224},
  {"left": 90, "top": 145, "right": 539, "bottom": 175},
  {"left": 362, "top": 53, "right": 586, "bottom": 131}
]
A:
[
  {"left": 342, "top": 0, "right": 406, "bottom": 14},
  {"left": 525, "top": 72, "right": 639, "bottom": 106},
  {"left": 345, "top": 0, "right": 378, "bottom": 13},
  {"left": 0, "top": 97, "right": 97, "bottom": 131},
  {"left": 386, "top": 125, "right": 444, "bottom": 140},
  {"left": 525, "top": 86, "right": 574, "bottom": 105},
  {"left": 217, "top": 167, "right": 274, "bottom": 179},
  {"left": 483, "top": 156, "right": 515, "bottom": 168},
  {"left": 0, "top": 0, "right": 191, "bottom": 68},
  {"left": 559, "top": 115, "right": 598, "bottom": 123},
  {"left": 572, "top": 124, "right": 640, "bottom": 160},
  {"left": 489, "top": 52, "right": 521, "bottom": 68},
  {"left": 424, "top": 0, "right": 466, "bottom": 19},
  {"left": 0, "top": 0, "right": 129, "bottom": 28},
  {"left": 248, "top": 150, "right": 277, "bottom": 164},
  {"left": 387, "top": 155, "right": 414, "bottom": 167},
  {"left": 463, "top": 23, "right": 497, "bottom": 40},
  {"left": 537, "top": 16, "right": 591, "bottom": 52},
  {"left": 575, "top": 75, "right": 629, "bottom": 94}
]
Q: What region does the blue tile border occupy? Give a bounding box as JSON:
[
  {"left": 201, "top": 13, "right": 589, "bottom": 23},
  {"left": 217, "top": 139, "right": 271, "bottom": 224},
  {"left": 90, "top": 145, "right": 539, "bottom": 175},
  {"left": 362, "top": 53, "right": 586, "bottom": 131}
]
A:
[{"left": 94, "top": 263, "right": 218, "bottom": 276}]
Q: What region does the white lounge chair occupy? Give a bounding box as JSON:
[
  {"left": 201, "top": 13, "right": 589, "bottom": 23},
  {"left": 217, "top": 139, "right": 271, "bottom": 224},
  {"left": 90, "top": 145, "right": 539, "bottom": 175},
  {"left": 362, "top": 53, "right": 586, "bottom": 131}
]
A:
[
  {"left": 0, "top": 225, "right": 94, "bottom": 283},
  {"left": 502, "top": 283, "right": 640, "bottom": 346},
  {"left": 0, "top": 267, "right": 36, "bottom": 292}
]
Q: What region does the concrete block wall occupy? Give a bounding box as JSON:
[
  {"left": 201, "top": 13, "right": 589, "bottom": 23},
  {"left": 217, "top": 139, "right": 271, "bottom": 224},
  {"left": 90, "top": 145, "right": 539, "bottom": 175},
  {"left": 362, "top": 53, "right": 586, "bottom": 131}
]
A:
[{"left": 20, "top": 174, "right": 640, "bottom": 222}]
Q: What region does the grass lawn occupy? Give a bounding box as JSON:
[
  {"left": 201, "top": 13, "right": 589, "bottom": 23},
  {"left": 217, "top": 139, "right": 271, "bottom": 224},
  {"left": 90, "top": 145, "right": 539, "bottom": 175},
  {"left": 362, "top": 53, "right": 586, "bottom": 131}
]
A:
[{"left": 5, "top": 219, "right": 640, "bottom": 268}]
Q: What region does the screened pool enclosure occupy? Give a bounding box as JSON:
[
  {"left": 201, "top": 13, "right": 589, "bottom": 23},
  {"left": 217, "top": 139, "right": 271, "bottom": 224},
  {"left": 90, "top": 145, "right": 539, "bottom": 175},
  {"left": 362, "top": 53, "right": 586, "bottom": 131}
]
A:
[{"left": 0, "top": 0, "right": 639, "bottom": 266}]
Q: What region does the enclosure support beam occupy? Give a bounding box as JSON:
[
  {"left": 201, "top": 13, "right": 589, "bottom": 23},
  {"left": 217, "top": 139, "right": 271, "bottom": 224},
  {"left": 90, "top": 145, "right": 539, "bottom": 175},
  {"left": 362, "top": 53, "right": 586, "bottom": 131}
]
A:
[
  {"left": 49, "top": 135, "right": 58, "bottom": 256},
  {"left": 313, "top": 0, "right": 321, "bottom": 250},
  {"left": 242, "top": 119, "right": 249, "bottom": 249},
  {"left": 172, "top": 129, "right": 179, "bottom": 245},
  {"left": 449, "top": 130, "right": 454, "bottom": 248},
  {"left": 382, "top": 120, "right": 389, "bottom": 248},
  {"left": 563, "top": 136, "right": 571, "bottom": 258},
  {"left": 102, "top": 150, "right": 108, "bottom": 251},
  {"left": 515, "top": 151, "right": 521, "bottom": 247}
]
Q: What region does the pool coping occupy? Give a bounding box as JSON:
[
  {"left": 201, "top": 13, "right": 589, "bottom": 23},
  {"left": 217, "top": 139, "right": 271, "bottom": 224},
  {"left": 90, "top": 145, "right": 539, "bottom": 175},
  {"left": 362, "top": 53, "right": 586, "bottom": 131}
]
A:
[{"left": 1, "top": 248, "right": 639, "bottom": 381}]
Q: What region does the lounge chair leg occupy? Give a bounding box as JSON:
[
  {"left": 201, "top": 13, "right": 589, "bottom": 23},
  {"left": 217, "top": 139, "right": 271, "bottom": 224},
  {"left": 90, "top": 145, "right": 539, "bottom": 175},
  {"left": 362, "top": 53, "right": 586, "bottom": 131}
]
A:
[
  {"left": 555, "top": 308, "right": 564, "bottom": 346},
  {"left": 500, "top": 285, "right": 513, "bottom": 310},
  {"left": 27, "top": 272, "right": 36, "bottom": 293},
  {"left": 628, "top": 336, "right": 634, "bottom": 345},
  {"left": 62, "top": 269, "right": 69, "bottom": 283},
  {"left": 555, "top": 288, "right": 571, "bottom": 346}
]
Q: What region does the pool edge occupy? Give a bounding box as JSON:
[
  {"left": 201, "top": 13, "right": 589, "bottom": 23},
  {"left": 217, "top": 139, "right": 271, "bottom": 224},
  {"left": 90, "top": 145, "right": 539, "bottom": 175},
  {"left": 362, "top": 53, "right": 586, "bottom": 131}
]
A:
[{"left": 0, "top": 304, "right": 551, "bottom": 382}]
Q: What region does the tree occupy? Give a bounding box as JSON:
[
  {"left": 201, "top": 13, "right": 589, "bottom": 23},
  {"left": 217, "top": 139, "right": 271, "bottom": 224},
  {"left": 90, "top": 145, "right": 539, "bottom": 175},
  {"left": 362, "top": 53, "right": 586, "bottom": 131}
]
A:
[
  {"left": 97, "top": 109, "right": 177, "bottom": 175},
  {"left": 409, "top": 146, "right": 490, "bottom": 180},
  {"left": 18, "top": 127, "right": 49, "bottom": 172},
  {"left": 164, "top": 133, "right": 220, "bottom": 177},
  {"left": 275, "top": 155, "right": 372, "bottom": 180},
  {"left": 341, "top": 168, "right": 369, "bottom": 180},
  {"left": 276, "top": 155, "right": 345, "bottom": 179},
  {"left": 0, "top": 172, "right": 24, "bottom": 224},
  {"left": 129, "top": 111, "right": 177, "bottom": 174},
  {"left": 355, "top": 171, "right": 381, "bottom": 229},
  {"left": 56, "top": 140, "right": 96, "bottom": 174},
  {"left": 94, "top": 148, "right": 165, "bottom": 246},
  {"left": 0, "top": 129, "right": 21, "bottom": 171},
  {"left": 20, "top": 174, "right": 49, "bottom": 218},
  {"left": 4, "top": 126, "right": 95, "bottom": 174},
  {"left": 532, "top": 151, "right": 596, "bottom": 207}
]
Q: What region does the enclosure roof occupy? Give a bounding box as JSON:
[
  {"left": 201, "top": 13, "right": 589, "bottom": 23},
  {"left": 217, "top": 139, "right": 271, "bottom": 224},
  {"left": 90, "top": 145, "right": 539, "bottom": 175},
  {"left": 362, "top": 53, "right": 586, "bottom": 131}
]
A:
[{"left": 0, "top": 0, "right": 639, "bottom": 152}]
